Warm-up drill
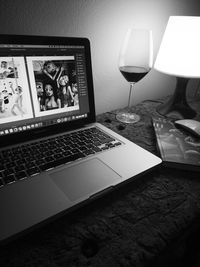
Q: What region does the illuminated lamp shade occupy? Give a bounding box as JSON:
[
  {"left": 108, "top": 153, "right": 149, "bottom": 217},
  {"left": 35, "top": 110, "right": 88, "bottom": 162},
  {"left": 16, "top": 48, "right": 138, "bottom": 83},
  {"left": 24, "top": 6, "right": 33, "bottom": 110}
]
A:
[{"left": 154, "top": 16, "right": 200, "bottom": 118}]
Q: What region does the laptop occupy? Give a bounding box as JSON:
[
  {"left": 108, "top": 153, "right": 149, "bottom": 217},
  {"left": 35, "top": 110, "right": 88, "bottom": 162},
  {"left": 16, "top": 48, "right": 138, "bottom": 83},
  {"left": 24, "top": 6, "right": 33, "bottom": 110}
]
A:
[{"left": 0, "top": 34, "right": 162, "bottom": 243}]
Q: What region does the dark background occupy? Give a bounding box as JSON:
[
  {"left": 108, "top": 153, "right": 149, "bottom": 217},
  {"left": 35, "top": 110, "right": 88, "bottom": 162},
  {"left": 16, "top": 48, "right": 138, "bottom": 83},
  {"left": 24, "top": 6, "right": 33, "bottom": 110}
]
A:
[{"left": 0, "top": 0, "right": 200, "bottom": 114}]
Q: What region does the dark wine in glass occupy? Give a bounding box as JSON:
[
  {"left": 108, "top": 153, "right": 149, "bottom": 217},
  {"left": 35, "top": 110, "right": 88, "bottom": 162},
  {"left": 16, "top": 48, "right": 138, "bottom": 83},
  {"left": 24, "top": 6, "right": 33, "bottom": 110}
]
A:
[
  {"left": 119, "top": 66, "right": 149, "bottom": 82},
  {"left": 117, "top": 28, "right": 153, "bottom": 123}
]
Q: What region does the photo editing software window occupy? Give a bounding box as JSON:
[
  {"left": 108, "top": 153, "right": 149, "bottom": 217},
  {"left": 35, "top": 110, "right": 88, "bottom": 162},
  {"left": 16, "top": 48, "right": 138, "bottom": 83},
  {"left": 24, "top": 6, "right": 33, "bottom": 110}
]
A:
[{"left": 0, "top": 43, "right": 90, "bottom": 136}]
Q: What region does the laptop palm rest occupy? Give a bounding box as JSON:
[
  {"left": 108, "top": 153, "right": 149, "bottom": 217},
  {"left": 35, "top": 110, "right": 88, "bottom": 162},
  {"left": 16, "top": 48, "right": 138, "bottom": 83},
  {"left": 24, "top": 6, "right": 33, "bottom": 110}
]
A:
[{"left": 50, "top": 158, "right": 121, "bottom": 202}]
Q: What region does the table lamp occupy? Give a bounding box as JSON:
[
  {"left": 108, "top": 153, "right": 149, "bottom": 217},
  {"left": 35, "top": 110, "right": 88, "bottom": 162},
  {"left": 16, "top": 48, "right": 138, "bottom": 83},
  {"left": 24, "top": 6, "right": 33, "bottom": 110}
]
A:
[{"left": 154, "top": 16, "right": 200, "bottom": 119}]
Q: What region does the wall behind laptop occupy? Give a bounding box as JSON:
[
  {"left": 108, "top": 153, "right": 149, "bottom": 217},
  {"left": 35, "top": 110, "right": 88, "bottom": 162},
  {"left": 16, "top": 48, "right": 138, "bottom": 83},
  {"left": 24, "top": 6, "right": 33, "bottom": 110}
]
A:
[{"left": 0, "top": 0, "right": 199, "bottom": 115}]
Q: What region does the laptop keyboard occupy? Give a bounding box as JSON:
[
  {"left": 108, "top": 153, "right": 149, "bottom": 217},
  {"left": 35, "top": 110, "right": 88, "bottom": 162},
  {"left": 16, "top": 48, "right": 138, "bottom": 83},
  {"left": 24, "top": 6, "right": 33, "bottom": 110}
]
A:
[{"left": 0, "top": 127, "right": 122, "bottom": 188}]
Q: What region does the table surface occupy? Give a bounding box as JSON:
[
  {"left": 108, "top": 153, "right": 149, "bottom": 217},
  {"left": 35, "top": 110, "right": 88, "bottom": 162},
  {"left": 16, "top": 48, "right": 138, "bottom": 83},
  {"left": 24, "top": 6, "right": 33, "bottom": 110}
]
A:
[{"left": 1, "top": 99, "right": 200, "bottom": 267}]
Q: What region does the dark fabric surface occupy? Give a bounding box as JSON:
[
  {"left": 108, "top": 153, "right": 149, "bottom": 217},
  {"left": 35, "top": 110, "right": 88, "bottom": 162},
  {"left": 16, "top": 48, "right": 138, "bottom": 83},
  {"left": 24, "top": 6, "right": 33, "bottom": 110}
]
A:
[{"left": 1, "top": 100, "right": 200, "bottom": 267}]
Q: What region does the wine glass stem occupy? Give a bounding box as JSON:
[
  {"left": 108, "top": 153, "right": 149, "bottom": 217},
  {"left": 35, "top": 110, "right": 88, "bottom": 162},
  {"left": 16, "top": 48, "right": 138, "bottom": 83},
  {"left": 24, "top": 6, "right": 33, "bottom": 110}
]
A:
[{"left": 128, "top": 82, "right": 135, "bottom": 110}]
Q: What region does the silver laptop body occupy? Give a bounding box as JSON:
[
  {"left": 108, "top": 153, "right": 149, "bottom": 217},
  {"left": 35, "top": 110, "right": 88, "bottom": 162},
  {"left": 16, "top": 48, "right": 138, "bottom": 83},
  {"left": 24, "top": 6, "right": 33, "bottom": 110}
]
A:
[{"left": 0, "top": 35, "right": 161, "bottom": 243}]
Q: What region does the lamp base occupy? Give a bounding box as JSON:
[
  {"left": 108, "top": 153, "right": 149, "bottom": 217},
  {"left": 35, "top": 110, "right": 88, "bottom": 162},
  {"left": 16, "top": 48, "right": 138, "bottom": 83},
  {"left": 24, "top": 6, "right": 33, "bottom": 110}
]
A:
[{"left": 157, "top": 77, "right": 196, "bottom": 119}]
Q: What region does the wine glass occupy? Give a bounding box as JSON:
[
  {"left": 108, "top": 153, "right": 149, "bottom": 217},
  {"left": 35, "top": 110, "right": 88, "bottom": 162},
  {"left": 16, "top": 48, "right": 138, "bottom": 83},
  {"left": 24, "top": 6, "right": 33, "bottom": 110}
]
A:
[{"left": 117, "top": 28, "right": 153, "bottom": 123}]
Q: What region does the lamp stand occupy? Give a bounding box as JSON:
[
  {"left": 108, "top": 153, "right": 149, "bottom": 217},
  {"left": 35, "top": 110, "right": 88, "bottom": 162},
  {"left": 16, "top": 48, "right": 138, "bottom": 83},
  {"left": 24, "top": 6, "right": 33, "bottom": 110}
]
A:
[{"left": 156, "top": 77, "right": 196, "bottom": 119}]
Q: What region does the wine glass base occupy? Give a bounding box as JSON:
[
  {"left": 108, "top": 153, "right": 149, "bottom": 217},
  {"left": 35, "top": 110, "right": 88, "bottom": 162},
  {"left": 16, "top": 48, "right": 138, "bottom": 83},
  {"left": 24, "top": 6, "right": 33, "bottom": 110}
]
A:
[{"left": 116, "top": 112, "right": 140, "bottom": 124}]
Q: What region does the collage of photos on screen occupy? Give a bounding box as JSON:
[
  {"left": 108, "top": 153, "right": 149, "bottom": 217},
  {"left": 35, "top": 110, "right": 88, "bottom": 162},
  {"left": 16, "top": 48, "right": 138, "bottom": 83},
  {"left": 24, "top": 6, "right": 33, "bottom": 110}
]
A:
[{"left": 0, "top": 56, "right": 79, "bottom": 124}]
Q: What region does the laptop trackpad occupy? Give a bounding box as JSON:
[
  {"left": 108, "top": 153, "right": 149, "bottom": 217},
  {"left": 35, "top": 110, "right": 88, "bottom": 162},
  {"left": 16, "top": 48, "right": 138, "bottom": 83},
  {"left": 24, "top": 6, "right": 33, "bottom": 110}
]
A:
[{"left": 50, "top": 158, "right": 121, "bottom": 202}]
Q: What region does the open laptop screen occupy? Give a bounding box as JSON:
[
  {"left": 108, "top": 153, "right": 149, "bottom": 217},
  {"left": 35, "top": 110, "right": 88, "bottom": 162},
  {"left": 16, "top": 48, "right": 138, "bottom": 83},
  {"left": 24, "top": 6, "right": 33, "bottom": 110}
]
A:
[{"left": 0, "top": 35, "right": 95, "bottom": 144}]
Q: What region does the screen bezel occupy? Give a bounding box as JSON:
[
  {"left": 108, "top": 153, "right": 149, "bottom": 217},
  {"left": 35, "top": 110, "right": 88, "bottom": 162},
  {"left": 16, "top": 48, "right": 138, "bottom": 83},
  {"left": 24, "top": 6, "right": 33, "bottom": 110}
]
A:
[{"left": 0, "top": 34, "right": 96, "bottom": 147}]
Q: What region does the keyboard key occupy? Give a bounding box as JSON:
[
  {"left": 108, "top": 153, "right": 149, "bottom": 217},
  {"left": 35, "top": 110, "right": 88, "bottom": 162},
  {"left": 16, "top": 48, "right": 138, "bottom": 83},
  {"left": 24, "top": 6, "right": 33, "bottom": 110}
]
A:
[
  {"left": 15, "top": 171, "right": 27, "bottom": 180},
  {"left": 101, "top": 146, "right": 110, "bottom": 150},
  {"left": 92, "top": 147, "right": 102, "bottom": 153},
  {"left": 39, "top": 162, "right": 54, "bottom": 171},
  {"left": 62, "top": 151, "right": 73, "bottom": 157},
  {"left": 0, "top": 164, "right": 5, "bottom": 171},
  {"left": 4, "top": 175, "right": 15, "bottom": 184},
  {"left": 3, "top": 169, "right": 14, "bottom": 177},
  {"left": 26, "top": 162, "right": 36, "bottom": 169},
  {"left": 15, "top": 165, "right": 25, "bottom": 172},
  {"left": 35, "top": 158, "right": 46, "bottom": 165},
  {"left": 114, "top": 142, "right": 122, "bottom": 146},
  {"left": 84, "top": 149, "right": 95, "bottom": 156},
  {"left": 71, "top": 148, "right": 79, "bottom": 154},
  {"left": 44, "top": 156, "right": 54, "bottom": 163},
  {"left": 5, "top": 162, "right": 13, "bottom": 169},
  {"left": 39, "top": 153, "right": 85, "bottom": 171},
  {"left": 99, "top": 137, "right": 115, "bottom": 144},
  {"left": 54, "top": 153, "right": 63, "bottom": 159},
  {"left": 27, "top": 167, "right": 40, "bottom": 176}
]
